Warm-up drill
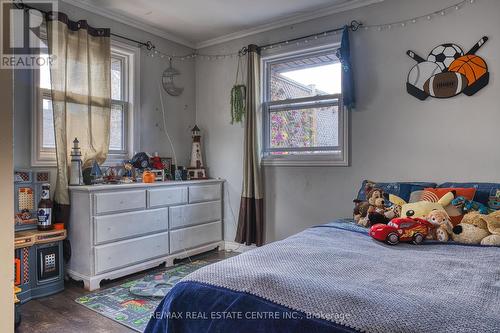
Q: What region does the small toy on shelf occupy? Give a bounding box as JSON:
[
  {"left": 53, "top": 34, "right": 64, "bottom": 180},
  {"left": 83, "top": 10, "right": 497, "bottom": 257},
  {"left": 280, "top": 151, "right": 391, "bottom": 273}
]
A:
[
  {"left": 452, "top": 196, "right": 492, "bottom": 215},
  {"left": 103, "top": 167, "right": 120, "bottom": 184},
  {"left": 142, "top": 171, "right": 156, "bottom": 183},
  {"left": 90, "top": 161, "right": 104, "bottom": 185},
  {"left": 131, "top": 152, "right": 151, "bottom": 169},
  {"left": 187, "top": 125, "right": 208, "bottom": 180},
  {"left": 370, "top": 217, "right": 433, "bottom": 245},
  {"left": 161, "top": 157, "right": 173, "bottom": 180},
  {"left": 150, "top": 153, "right": 165, "bottom": 170},
  {"left": 69, "top": 138, "right": 84, "bottom": 186}
]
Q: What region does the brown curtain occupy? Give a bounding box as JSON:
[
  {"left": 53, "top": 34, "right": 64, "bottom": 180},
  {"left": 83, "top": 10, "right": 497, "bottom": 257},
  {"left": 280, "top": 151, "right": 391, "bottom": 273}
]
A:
[
  {"left": 47, "top": 12, "right": 111, "bottom": 209},
  {"left": 235, "top": 45, "right": 264, "bottom": 246}
]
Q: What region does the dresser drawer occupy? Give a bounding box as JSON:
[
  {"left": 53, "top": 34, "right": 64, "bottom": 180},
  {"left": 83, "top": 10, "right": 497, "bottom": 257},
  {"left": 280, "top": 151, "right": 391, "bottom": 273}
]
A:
[
  {"left": 148, "top": 187, "right": 187, "bottom": 208},
  {"left": 188, "top": 184, "right": 221, "bottom": 203},
  {"left": 170, "top": 221, "right": 222, "bottom": 253},
  {"left": 94, "top": 190, "right": 146, "bottom": 215},
  {"left": 94, "top": 208, "right": 169, "bottom": 245},
  {"left": 169, "top": 201, "right": 221, "bottom": 229},
  {"left": 94, "top": 232, "right": 169, "bottom": 274}
]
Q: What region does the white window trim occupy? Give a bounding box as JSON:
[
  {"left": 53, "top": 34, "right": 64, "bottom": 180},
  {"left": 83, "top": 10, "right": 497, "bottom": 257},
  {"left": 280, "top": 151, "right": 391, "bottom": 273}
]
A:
[
  {"left": 30, "top": 38, "right": 140, "bottom": 167},
  {"left": 260, "top": 42, "right": 349, "bottom": 167},
  {"left": 106, "top": 39, "right": 141, "bottom": 166}
]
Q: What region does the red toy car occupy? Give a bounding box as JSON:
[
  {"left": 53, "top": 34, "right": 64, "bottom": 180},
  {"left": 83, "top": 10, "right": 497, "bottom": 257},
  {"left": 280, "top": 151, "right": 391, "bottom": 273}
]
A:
[{"left": 369, "top": 217, "right": 432, "bottom": 245}]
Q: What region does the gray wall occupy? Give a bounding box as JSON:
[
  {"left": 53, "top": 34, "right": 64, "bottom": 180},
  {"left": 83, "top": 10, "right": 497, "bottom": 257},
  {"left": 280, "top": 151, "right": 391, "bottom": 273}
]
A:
[
  {"left": 14, "top": 1, "right": 197, "bottom": 186},
  {"left": 195, "top": 0, "right": 500, "bottom": 242}
]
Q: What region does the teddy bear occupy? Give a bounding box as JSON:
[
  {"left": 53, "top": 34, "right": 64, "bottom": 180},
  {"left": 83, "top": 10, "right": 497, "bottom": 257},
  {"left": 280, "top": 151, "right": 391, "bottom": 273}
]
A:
[
  {"left": 426, "top": 209, "right": 453, "bottom": 242},
  {"left": 353, "top": 181, "right": 377, "bottom": 223},
  {"left": 355, "top": 187, "right": 385, "bottom": 226},
  {"left": 362, "top": 190, "right": 400, "bottom": 227}
]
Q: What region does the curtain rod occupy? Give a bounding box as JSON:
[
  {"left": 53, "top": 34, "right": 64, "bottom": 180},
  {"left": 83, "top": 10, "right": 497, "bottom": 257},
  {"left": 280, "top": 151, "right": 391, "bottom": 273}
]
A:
[
  {"left": 14, "top": 1, "right": 156, "bottom": 50},
  {"left": 257, "top": 20, "right": 362, "bottom": 51}
]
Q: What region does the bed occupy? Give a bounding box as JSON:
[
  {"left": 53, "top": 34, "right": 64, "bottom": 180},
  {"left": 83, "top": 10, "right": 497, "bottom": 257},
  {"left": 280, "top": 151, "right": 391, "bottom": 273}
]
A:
[{"left": 145, "top": 219, "right": 500, "bottom": 333}]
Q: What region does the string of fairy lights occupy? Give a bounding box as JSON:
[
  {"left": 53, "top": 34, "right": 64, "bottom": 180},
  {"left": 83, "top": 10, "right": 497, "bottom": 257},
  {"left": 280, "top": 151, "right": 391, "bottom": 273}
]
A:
[{"left": 144, "top": 0, "right": 476, "bottom": 61}]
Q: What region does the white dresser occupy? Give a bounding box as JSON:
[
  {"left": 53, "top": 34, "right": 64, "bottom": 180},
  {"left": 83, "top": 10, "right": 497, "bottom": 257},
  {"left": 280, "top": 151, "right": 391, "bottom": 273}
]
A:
[{"left": 67, "top": 179, "right": 224, "bottom": 290}]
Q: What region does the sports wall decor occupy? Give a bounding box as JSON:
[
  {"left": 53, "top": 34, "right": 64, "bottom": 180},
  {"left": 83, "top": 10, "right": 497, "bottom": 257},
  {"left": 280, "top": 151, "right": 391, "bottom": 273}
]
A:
[{"left": 406, "top": 36, "right": 489, "bottom": 100}]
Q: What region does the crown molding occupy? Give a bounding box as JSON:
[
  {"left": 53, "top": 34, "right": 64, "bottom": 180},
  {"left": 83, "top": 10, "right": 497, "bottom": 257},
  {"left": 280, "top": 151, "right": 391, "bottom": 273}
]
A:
[
  {"left": 61, "top": 0, "right": 383, "bottom": 50},
  {"left": 60, "top": 0, "right": 195, "bottom": 48},
  {"left": 195, "top": 0, "right": 384, "bottom": 49}
]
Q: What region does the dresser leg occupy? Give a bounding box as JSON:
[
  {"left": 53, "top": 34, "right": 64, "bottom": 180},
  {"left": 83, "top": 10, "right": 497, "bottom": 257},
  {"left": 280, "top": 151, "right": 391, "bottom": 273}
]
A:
[{"left": 83, "top": 277, "right": 101, "bottom": 291}]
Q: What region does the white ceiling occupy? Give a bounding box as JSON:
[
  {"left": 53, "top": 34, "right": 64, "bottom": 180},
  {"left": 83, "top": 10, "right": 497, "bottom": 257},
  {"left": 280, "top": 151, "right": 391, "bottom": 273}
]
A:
[{"left": 62, "top": 0, "right": 382, "bottom": 48}]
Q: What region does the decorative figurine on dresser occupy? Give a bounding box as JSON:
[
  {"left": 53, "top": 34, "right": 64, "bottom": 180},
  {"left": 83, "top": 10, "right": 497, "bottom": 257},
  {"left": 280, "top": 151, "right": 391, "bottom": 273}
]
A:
[
  {"left": 69, "top": 138, "right": 84, "bottom": 186},
  {"left": 13, "top": 170, "right": 66, "bottom": 303},
  {"left": 187, "top": 125, "right": 208, "bottom": 180}
]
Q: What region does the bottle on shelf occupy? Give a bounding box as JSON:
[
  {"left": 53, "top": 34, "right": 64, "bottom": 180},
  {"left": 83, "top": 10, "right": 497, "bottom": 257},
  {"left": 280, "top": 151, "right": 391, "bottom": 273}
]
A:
[{"left": 37, "top": 184, "right": 53, "bottom": 231}]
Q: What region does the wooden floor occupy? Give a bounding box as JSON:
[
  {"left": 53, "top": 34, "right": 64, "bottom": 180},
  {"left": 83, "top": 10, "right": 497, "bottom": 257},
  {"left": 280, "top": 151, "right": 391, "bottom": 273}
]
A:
[{"left": 17, "top": 250, "right": 234, "bottom": 333}]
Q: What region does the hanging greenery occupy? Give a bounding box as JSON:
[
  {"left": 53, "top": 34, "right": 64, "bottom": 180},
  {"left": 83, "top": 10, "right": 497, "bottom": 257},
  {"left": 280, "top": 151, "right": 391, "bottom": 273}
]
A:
[
  {"left": 230, "top": 84, "right": 246, "bottom": 124},
  {"left": 230, "top": 54, "right": 246, "bottom": 124}
]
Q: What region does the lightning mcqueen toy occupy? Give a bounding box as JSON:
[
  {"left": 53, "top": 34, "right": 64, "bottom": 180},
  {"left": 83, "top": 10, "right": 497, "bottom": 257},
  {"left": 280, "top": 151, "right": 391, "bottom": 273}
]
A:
[{"left": 369, "top": 217, "right": 433, "bottom": 245}]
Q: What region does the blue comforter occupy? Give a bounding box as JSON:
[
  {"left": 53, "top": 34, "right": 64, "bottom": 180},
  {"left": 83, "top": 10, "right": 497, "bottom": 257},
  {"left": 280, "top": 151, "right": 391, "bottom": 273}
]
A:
[{"left": 145, "top": 220, "right": 500, "bottom": 333}]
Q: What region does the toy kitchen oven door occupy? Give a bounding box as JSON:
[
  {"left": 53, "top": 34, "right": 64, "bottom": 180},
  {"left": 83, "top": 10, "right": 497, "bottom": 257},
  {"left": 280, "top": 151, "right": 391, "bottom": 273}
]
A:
[{"left": 15, "top": 235, "right": 65, "bottom": 303}]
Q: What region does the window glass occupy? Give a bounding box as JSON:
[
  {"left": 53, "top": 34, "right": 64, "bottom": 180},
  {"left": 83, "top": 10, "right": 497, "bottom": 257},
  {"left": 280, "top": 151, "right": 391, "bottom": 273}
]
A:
[
  {"left": 269, "top": 54, "right": 341, "bottom": 101},
  {"left": 42, "top": 98, "right": 55, "bottom": 149},
  {"left": 264, "top": 50, "right": 342, "bottom": 157},
  {"left": 111, "top": 57, "right": 122, "bottom": 101},
  {"left": 270, "top": 105, "right": 339, "bottom": 150},
  {"left": 109, "top": 103, "right": 124, "bottom": 151}
]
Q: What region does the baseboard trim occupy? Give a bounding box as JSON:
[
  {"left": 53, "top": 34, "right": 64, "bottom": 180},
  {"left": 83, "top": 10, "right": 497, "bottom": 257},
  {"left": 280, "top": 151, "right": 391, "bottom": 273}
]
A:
[{"left": 222, "top": 241, "right": 256, "bottom": 253}]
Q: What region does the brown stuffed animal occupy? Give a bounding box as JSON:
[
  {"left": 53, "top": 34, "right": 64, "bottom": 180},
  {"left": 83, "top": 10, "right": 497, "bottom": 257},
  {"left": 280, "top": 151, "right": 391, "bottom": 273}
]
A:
[
  {"left": 452, "top": 211, "right": 490, "bottom": 244},
  {"left": 355, "top": 186, "right": 385, "bottom": 226},
  {"left": 426, "top": 210, "right": 453, "bottom": 242},
  {"left": 367, "top": 188, "right": 384, "bottom": 206},
  {"left": 480, "top": 210, "right": 500, "bottom": 246}
]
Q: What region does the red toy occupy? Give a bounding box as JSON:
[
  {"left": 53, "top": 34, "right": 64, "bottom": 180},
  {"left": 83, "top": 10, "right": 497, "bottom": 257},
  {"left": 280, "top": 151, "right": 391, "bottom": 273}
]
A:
[
  {"left": 369, "top": 217, "right": 432, "bottom": 245},
  {"left": 151, "top": 156, "right": 164, "bottom": 170}
]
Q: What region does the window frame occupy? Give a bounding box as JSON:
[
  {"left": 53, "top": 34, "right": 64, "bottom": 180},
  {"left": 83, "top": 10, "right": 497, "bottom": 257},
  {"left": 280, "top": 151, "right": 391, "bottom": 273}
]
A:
[
  {"left": 261, "top": 44, "right": 349, "bottom": 167},
  {"left": 31, "top": 38, "right": 140, "bottom": 167}
]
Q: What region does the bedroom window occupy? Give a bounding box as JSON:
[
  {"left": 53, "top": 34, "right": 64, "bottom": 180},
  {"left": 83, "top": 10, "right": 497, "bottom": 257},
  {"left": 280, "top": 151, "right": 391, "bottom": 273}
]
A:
[
  {"left": 32, "top": 37, "right": 138, "bottom": 166},
  {"left": 262, "top": 46, "right": 348, "bottom": 166}
]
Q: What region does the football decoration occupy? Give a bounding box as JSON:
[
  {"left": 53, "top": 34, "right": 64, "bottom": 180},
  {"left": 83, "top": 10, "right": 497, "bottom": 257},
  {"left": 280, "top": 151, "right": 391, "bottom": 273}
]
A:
[
  {"left": 423, "top": 72, "right": 468, "bottom": 98},
  {"left": 406, "top": 36, "right": 489, "bottom": 100}
]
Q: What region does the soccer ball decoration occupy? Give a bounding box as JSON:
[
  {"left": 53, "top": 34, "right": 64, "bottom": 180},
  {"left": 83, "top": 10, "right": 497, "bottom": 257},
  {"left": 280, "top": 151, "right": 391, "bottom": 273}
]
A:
[
  {"left": 406, "top": 36, "right": 489, "bottom": 100},
  {"left": 427, "top": 43, "right": 463, "bottom": 71}
]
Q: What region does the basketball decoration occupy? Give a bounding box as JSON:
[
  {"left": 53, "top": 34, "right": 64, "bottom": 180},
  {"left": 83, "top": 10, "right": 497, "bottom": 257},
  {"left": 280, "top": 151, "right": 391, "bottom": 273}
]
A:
[{"left": 406, "top": 36, "right": 489, "bottom": 100}]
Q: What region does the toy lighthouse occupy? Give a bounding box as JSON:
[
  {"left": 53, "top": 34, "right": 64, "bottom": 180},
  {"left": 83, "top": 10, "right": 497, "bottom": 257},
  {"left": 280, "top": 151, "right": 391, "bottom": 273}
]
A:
[
  {"left": 69, "top": 138, "right": 83, "bottom": 185},
  {"left": 187, "top": 125, "right": 207, "bottom": 179}
]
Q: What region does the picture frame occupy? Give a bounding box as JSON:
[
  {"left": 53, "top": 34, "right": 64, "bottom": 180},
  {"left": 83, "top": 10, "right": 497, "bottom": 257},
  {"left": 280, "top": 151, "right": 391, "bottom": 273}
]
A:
[{"left": 160, "top": 157, "right": 173, "bottom": 179}]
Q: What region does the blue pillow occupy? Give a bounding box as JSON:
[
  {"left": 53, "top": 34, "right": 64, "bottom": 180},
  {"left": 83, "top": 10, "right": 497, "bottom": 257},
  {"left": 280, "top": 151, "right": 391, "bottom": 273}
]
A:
[
  {"left": 356, "top": 180, "right": 437, "bottom": 203},
  {"left": 438, "top": 182, "right": 500, "bottom": 206}
]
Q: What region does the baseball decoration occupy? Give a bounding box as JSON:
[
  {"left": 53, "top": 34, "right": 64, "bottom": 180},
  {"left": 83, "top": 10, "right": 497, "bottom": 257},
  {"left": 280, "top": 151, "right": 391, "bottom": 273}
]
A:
[{"left": 406, "top": 36, "right": 489, "bottom": 100}]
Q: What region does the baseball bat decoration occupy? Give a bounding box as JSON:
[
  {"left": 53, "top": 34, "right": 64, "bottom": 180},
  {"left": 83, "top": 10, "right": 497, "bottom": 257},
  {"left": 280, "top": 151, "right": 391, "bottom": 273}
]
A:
[{"left": 406, "top": 36, "right": 489, "bottom": 100}]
